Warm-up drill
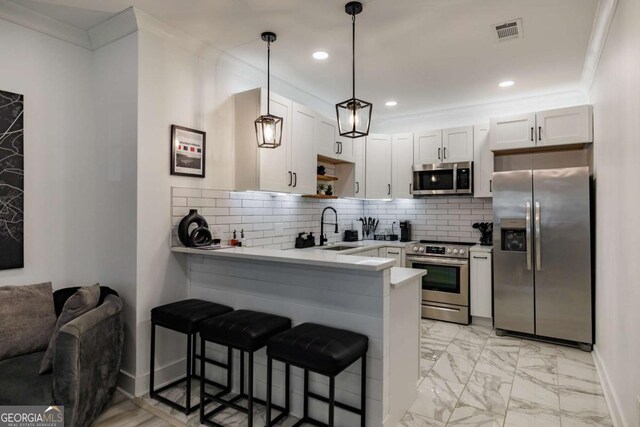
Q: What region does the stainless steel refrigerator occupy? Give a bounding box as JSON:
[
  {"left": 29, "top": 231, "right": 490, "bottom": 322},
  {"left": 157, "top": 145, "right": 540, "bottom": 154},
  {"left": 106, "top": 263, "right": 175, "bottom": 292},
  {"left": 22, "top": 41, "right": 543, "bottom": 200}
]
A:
[{"left": 493, "top": 165, "right": 593, "bottom": 349}]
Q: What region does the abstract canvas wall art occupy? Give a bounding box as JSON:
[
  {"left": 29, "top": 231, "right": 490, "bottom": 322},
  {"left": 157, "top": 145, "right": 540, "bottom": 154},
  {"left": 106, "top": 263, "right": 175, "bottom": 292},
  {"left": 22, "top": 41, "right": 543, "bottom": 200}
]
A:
[{"left": 0, "top": 90, "right": 24, "bottom": 270}]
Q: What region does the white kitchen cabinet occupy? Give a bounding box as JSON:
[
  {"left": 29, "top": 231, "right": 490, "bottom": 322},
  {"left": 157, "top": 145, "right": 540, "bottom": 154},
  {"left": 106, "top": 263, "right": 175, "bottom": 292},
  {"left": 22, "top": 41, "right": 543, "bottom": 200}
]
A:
[
  {"left": 442, "top": 126, "right": 474, "bottom": 163},
  {"left": 290, "top": 102, "right": 317, "bottom": 195},
  {"left": 235, "top": 88, "right": 293, "bottom": 193},
  {"left": 234, "top": 88, "right": 315, "bottom": 194},
  {"left": 382, "top": 247, "right": 405, "bottom": 267},
  {"left": 537, "top": 105, "right": 592, "bottom": 147},
  {"left": 413, "top": 130, "right": 442, "bottom": 164},
  {"left": 392, "top": 133, "right": 414, "bottom": 199},
  {"left": 365, "top": 134, "right": 392, "bottom": 199},
  {"left": 470, "top": 247, "right": 492, "bottom": 319},
  {"left": 473, "top": 124, "right": 493, "bottom": 198},
  {"left": 316, "top": 115, "right": 338, "bottom": 159},
  {"left": 490, "top": 105, "right": 592, "bottom": 152},
  {"left": 353, "top": 137, "right": 366, "bottom": 198},
  {"left": 357, "top": 248, "right": 380, "bottom": 258},
  {"left": 337, "top": 135, "right": 355, "bottom": 163}
]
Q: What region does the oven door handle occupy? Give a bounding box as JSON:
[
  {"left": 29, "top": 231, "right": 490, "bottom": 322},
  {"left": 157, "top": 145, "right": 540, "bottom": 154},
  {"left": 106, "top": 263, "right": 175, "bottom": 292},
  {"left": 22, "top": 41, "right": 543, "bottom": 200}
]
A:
[{"left": 406, "top": 256, "right": 468, "bottom": 266}]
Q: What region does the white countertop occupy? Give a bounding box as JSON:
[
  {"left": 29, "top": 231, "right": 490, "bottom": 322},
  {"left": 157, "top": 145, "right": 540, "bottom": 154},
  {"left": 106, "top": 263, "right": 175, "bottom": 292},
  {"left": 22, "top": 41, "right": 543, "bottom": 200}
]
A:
[
  {"left": 298, "top": 240, "right": 415, "bottom": 255},
  {"left": 172, "top": 246, "right": 396, "bottom": 272},
  {"left": 470, "top": 244, "right": 493, "bottom": 253},
  {"left": 390, "top": 267, "right": 426, "bottom": 288}
]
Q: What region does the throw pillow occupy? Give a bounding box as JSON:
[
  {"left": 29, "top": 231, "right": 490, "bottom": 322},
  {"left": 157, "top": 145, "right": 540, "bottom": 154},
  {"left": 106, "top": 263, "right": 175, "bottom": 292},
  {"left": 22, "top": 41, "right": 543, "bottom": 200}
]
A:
[
  {"left": 39, "top": 284, "right": 100, "bottom": 374},
  {"left": 0, "top": 282, "right": 57, "bottom": 360}
]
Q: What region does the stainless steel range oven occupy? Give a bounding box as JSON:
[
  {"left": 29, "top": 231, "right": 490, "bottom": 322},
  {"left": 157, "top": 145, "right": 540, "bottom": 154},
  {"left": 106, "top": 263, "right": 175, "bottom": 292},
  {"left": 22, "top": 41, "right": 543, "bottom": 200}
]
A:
[{"left": 406, "top": 241, "right": 472, "bottom": 324}]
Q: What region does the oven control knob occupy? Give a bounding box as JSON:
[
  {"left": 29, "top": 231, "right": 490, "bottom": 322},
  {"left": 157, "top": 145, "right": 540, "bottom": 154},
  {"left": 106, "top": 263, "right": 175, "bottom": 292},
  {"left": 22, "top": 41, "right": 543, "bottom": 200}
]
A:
[
  {"left": 413, "top": 246, "right": 419, "bottom": 252},
  {"left": 453, "top": 249, "right": 459, "bottom": 254},
  {"left": 447, "top": 248, "right": 452, "bottom": 254},
  {"left": 459, "top": 249, "right": 465, "bottom": 255},
  {"left": 418, "top": 247, "right": 425, "bottom": 253}
]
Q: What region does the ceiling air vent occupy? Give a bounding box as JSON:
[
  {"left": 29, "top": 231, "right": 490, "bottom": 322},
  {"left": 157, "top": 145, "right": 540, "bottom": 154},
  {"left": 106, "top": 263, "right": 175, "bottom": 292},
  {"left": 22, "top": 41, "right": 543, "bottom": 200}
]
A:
[{"left": 493, "top": 19, "right": 523, "bottom": 42}]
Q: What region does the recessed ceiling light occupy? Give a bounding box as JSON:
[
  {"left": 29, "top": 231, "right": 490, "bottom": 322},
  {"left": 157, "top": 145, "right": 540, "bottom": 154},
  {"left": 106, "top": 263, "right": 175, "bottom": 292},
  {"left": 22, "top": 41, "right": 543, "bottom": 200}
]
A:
[
  {"left": 385, "top": 101, "right": 398, "bottom": 107},
  {"left": 499, "top": 80, "right": 515, "bottom": 87},
  {"left": 312, "top": 51, "right": 329, "bottom": 60}
]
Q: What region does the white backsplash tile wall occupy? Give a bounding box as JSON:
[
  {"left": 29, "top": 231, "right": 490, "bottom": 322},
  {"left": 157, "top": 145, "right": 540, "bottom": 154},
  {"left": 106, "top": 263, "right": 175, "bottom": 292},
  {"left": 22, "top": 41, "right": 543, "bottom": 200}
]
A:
[
  {"left": 364, "top": 197, "right": 493, "bottom": 243},
  {"left": 171, "top": 187, "right": 364, "bottom": 249},
  {"left": 171, "top": 187, "right": 493, "bottom": 248}
]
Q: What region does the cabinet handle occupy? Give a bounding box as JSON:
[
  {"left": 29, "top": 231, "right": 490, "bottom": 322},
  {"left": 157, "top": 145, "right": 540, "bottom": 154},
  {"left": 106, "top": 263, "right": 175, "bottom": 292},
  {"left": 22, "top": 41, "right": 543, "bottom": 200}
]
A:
[
  {"left": 289, "top": 171, "right": 292, "bottom": 186},
  {"left": 473, "top": 256, "right": 488, "bottom": 259},
  {"left": 443, "top": 147, "right": 447, "bottom": 159},
  {"left": 388, "top": 184, "right": 391, "bottom": 195},
  {"left": 388, "top": 251, "right": 400, "bottom": 255},
  {"left": 335, "top": 141, "right": 340, "bottom": 155},
  {"left": 538, "top": 126, "right": 542, "bottom": 141},
  {"left": 293, "top": 172, "right": 297, "bottom": 187},
  {"left": 531, "top": 127, "right": 534, "bottom": 141},
  {"left": 409, "top": 183, "right": 412, "bottom": 194},
  {"left": 339, "top": 141, "right": 343, "bottom": 154},
  {"left": 438, "top": 147, "right": 441, "bottom": 160},
  {"left": 489, "top": 179, "right": 492, "bottom": 192},
  {"left": 356, "top": 181, "right": 360, "bottom": 194}
]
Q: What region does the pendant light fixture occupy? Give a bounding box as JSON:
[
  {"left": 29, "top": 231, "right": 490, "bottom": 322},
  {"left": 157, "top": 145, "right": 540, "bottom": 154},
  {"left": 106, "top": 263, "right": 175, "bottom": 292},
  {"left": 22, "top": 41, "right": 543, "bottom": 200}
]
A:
[
  {"left": 336, "top": 1, "right": 372, "bottom": 138},
  {"left": 255, "top": 32, "right": 283, "bottom": 149}
]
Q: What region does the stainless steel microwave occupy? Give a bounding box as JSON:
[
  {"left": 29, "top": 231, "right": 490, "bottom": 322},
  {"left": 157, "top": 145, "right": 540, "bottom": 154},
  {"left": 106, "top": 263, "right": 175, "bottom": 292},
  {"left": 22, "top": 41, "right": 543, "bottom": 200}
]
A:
[{"left": 412, "top": 161, "right": 473, "bottom": 196}]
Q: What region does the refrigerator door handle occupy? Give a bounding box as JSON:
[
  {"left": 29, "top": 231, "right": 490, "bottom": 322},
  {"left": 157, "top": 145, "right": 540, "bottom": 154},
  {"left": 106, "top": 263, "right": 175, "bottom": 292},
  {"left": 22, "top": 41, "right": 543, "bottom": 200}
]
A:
[
  {"left": 535, "top": 201, "right": 541, "bottom": 271},
  {"left": 526, "top": 201, "right": 532, "bottom": 270}
]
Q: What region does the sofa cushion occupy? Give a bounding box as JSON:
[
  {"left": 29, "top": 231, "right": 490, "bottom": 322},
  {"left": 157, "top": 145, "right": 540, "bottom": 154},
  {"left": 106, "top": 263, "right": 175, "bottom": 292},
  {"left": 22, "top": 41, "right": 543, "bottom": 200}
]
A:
[
  {"left": 53, "top": 286, "right": 119, "bottom": 317},
  {"left": 0, "top": 282, "right": 57, "bottom": 360},
  {"left": 0, "top": 351, "right": 53, "bottom": 405},
  {"left": 39, "top": 284, "right": 100, "bottom": 374}
]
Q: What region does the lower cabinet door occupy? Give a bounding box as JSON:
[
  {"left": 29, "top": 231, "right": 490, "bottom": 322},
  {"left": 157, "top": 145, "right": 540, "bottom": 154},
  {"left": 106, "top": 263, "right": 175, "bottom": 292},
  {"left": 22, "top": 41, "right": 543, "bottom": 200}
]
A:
[{"left": 470, "top": 251, "right": 492, "bottom": 318}]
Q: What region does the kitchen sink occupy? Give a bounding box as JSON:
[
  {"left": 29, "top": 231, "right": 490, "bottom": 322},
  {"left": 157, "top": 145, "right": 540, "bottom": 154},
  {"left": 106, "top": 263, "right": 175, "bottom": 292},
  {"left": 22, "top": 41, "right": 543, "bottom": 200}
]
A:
[{"left": 319, "top": 245, "right": 358, "bottom": 251}]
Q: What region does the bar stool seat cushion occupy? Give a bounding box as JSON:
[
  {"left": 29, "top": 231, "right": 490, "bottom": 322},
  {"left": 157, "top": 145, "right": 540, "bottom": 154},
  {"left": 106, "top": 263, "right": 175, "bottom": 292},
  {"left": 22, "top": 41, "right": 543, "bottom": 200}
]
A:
[
  {"left": 199, "top": 310, "right": 291, "bottom": 352},
  {"left": 151, "top": 299, "right": 233, "bottom": 334},
  {"left": 267, "top": 323, "right": 368, "bottom": 376}
]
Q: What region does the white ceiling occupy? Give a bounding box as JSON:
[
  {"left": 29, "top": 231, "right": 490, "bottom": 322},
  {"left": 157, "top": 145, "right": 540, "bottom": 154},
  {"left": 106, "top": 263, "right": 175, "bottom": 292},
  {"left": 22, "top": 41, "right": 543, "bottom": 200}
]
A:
[{"left": 9, "top": 0, "right": 599, "bottom": 119}]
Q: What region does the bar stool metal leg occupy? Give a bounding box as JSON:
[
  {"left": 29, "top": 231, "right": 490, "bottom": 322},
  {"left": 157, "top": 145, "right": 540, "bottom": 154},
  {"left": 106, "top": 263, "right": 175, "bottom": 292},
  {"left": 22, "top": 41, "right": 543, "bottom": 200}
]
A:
[
  {"left": 247, "top": 352, "right": 254, "bottom": 427},
  {"left": 266, "top": 357, "right": 272, "bottom": 427},
  {"left": 149, "top": 322, "right": 156, "bottom": 398},
  {"left": 361, "top": 355, "right": 367, "bottom": 427},
  {"left": 240, "top": 350, "right": 245, "bottom": 396},
  {"left": 185, "top": 332, "right": 192, "bottom": 414},
  {"left": 303, "top": 369, "right": 309, "bottom": 419},
  {"left": 328, "top": 376, "right": 335, "bottom": 427},
  {"left": 200, "top": 339, "right": 206, "bottom": 423}
]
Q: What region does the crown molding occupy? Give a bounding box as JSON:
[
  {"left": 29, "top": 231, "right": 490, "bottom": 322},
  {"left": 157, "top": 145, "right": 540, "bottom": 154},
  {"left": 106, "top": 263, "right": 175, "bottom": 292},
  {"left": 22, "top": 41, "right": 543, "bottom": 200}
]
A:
[
  {"left": 0, "top": 0, "right": 91, "bottom": 49},
  {"left": 87, "top": 6, "right": 138, "bottom": 50},
  {"left": 581, "top": 0, "right": 619, "bottom": 94}
]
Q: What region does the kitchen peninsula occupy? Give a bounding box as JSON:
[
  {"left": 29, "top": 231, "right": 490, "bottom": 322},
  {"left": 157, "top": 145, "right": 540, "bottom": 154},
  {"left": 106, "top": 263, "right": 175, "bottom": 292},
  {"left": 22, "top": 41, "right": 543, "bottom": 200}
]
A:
[{"left": 172, "top": 245, "right": 424, "bottom": 427}]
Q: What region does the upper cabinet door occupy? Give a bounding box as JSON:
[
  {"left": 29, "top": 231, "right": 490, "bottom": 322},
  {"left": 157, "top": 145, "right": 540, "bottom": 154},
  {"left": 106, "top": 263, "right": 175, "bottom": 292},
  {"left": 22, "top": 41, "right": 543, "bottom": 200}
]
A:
[
  {"left": 414, "top": 130, "right": 443, "bottom": 164},
  {"left": 259, "top": 92, "right": 292, "bottom": 193},
  {"left": 443, "top": 126, "right": 473, "bottom": 162},
  {"left": 290, "top": 102, "right": 317, "bottom": 195},
  {"left": 353, "top": 137, "right": 366, "bottom": 198},
  {"left": 392, "top": 133, "right": 414, "bottom": 199},
  {"left": 337, "top": 135, "right": 355, "bottom": 162},
  {"left": 537, "top": 105, "right": 592, "bottom": 147},
  {"left": 490, "top": 113, "right": 536, "bottom": 151},
  {"left": 316, "top": 115, "right": 338, "bottom": 159},
  {"left": 365, "top": 134, "right": 392, "bottom": 199},
  {"left": 473, "top": 124, "right": 493, "bottom": 198}
]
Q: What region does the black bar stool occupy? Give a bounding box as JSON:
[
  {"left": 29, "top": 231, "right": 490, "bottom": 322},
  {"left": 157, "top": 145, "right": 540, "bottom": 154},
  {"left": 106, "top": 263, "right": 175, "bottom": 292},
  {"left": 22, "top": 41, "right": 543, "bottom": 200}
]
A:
[
  {"left": 266, "top": 323, "right": 369, "bottom": 427},
  {"left": 199, "top": 309, "right": 292, "bottom": 427},
  {"left": 150, "top": 299, "right": 233, "bottom": 414}
]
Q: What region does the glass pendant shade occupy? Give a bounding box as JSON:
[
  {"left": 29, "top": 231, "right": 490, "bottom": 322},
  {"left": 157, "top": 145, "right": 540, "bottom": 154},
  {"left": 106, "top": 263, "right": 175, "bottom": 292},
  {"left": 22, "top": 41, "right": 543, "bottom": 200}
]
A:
[
  {"left": 255, "top": 31, "right": 283, "bottom": 149},
  {"left": 255, "top": 113, "right": 283, "bottom": 149},
  {"left": 336, "top": 98, "right": 372, "bottom": 138}
]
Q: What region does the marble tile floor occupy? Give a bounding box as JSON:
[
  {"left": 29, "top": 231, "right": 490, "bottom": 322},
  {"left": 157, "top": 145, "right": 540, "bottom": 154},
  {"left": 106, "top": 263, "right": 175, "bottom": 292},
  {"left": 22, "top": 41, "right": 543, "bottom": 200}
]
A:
[{"left": 94, "top": 320, "right": 613, "bottom": 427}]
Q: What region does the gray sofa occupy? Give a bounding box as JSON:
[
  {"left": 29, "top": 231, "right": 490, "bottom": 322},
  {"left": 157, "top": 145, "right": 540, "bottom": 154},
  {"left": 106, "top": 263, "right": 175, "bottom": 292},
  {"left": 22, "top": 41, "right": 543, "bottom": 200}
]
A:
[{"left": 0, "top": 286, "right": 124, "bottom": 427}]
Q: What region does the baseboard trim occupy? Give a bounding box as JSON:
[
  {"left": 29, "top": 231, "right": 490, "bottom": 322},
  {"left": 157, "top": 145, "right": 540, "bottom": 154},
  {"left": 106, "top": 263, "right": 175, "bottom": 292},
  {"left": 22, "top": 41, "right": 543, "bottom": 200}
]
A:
[
  {"left": 135, "top": 357, "right": 187, "bottom": 397},
  {"left": 593, "top": 345, "right": 627, "bottom": 427}
]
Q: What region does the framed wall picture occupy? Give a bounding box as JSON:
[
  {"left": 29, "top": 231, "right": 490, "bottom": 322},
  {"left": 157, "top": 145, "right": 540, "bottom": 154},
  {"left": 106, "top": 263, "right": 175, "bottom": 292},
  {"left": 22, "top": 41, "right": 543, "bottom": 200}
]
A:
[
  {"left": 0, "top": 90, "right": 24, "bottom": 270},
  {"left": 170, "top": 125, "right": 206, "bottom": 178}
]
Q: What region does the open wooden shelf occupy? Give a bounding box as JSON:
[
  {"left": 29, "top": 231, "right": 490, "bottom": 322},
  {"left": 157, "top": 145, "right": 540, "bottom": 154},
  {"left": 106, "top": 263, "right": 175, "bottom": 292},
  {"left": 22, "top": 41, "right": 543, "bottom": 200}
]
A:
[
  {"left": 317, "top": 174, "right": 339, "bottom": 182},
  {"left": 303, "top": 194, "right": 338, "bottom": 199}
]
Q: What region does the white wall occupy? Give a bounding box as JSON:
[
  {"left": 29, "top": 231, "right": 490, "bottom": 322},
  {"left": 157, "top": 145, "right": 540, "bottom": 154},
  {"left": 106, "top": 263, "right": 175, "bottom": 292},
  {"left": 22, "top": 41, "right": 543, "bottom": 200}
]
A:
[
  {"left": 589, "top": 0, "right": 640, "bottom": 425},
  {"left": 0, "top": 19, "right": 99, "bottom": 287},
  {"left": 92, "top": 31, "right": 139, "bottom": 387}
]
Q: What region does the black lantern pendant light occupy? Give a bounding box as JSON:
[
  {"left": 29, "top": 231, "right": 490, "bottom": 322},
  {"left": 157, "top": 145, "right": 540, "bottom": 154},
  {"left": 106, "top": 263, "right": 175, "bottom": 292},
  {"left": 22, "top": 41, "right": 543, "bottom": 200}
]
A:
[
  {"left": 336, "top": 1, "right": 372, "bottom": 138},
  {"left": 255, "top": 32, "right": 283, "bottom": 149}
]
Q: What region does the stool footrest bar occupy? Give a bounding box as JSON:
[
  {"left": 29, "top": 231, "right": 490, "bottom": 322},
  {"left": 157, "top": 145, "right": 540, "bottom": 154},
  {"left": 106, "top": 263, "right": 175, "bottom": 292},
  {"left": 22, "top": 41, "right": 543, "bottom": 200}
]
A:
[{"left": 307, "top": 391, "right": 363, "bottom": 415}]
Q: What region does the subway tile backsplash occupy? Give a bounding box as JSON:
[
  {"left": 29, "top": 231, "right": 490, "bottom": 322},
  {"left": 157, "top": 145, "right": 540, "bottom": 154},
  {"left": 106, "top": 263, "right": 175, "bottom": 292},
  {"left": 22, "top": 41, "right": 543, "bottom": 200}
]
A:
[{"left": 171, "top": 187, "right": 493, "bottom": 248}]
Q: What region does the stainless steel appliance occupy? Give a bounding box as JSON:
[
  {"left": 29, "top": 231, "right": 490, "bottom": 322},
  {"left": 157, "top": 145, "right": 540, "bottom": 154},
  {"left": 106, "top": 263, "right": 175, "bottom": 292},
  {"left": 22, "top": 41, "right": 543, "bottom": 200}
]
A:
[
  {"left": 399, "top": 221, "right": 411, "bottom": 242},
  {"left": 493, "top": 165, "right": 593, "bottom": 350},
  {"left": 406, "top": 241, "right": 473, "bottom": 324},
  {"left": 412, "top": 161, "right": 473, "bottom": 196}
]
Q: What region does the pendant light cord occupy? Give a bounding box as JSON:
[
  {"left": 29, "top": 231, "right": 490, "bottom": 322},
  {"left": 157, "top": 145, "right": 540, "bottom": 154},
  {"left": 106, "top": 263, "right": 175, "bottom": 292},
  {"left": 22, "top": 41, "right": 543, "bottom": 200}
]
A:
[
  {"left": 352, "top": 13, "right": 356, "bottom": 100},
  {"left": 267, "top": 39, "right": 271, "bottom": 115}
]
